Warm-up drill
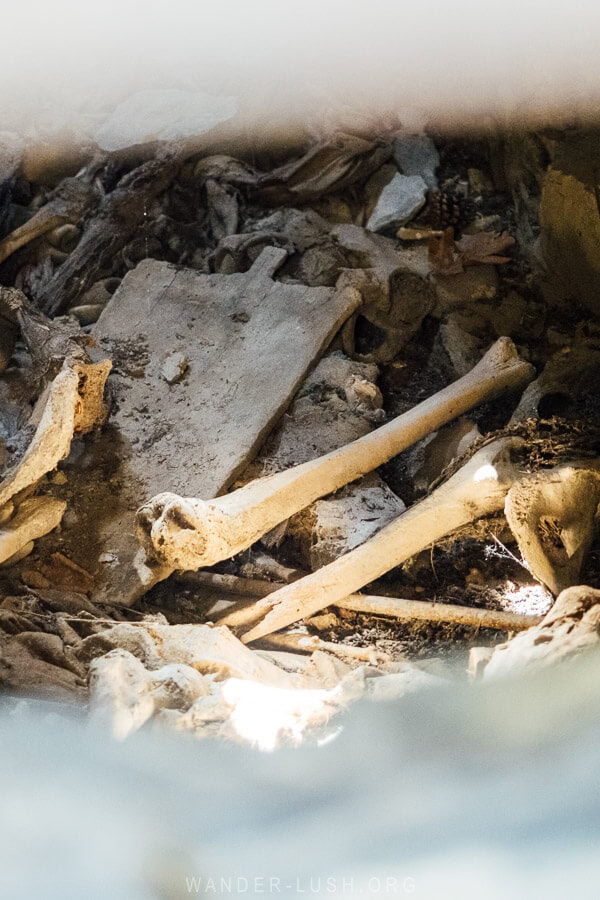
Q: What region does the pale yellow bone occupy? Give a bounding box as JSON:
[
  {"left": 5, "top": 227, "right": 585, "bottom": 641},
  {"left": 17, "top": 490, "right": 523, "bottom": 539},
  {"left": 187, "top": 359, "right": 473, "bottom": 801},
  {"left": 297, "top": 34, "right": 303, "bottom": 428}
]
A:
[
  {"left": 238, "top": 437, "right": 524, "bottom": 643},
  {"left": 137, "top": 337, "right": 534, "bottom": 572}
]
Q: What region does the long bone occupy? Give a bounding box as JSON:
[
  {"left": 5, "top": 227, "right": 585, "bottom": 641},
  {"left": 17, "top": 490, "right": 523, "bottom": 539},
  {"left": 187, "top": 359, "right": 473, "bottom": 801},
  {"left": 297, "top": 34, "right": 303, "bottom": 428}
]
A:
[
  {"left": 236, "top": 437, "right": 525, "bottom": 643},
  {"left": 136, "top": 338, "right": 533, "bottom": 573}
]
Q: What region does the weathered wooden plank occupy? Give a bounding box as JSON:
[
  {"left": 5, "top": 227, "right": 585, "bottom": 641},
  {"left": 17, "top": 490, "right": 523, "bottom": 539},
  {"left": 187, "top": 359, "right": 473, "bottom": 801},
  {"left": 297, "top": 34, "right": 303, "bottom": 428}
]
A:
[{"left": 64, "top": 247, "right": 359, "bottom": 604}]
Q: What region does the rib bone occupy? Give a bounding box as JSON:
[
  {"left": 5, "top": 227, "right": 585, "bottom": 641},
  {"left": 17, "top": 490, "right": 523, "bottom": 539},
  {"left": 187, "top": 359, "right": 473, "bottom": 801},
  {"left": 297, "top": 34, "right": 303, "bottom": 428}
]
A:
[
  {"left": 137, "top": 337, "right": 533, "bottom": 572},
  {"left": 237, "top": 437, "right": 524, "bottom": 643}
]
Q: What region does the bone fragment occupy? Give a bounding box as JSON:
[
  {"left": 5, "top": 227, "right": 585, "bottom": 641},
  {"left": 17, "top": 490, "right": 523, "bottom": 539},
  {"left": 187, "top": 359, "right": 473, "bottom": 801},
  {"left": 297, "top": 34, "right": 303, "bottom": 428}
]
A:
[
  {"left": 505, "top": 464, "right": 600, "bottom": 595},
  {"left": 0, "top": 497, "right": 67, "bottom": 565},
  {"left": 88, "top": 649, "right": 210, "bottom": 740},
  {"left": 237, "top": 437, "right": 524, "bottom": 643},
  {"left": 0, "top": 176, "right": 99, "bottom": 266},
  {"left": 137, "top": 337, "right": 534, "bottom": 572},
  {"left": 0, "top": 359, "right": 110, "bottom": 510},
  {"left": 483, "top": 585, "right": 600, "bottom": 678},
  {"left": 213, "top": 574, "right": 542, "bottom": 633}
]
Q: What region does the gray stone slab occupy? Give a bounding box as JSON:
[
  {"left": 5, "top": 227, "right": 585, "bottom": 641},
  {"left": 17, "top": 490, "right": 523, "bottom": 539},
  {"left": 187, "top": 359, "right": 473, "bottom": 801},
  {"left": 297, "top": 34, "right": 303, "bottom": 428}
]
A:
[
  {"left": 366, "top": 173, "right": 427, "bottom": 232},
  {"left": 61, "top": 247, "right": 359, "bottom": 604},
  {"left": 393, "top": 133, "right": 440, "bottom": 190}
]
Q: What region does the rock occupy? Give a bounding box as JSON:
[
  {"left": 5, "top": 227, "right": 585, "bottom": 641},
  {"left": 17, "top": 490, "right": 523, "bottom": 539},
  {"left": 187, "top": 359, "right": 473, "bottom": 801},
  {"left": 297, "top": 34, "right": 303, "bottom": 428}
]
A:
[
  {"left": 366, "top": 173, "right": 427, "bottom": 232},
  {"left": 484, "top": 290, "right": 527, "bottom": 338},
  {"left": 68, "top": 304, "right": 105, "bottom": 326},
  {"left": 393, "top": 133, "right": 440, "bottom": 190},
  {"left": 437, "top": 311, "right": 489, "bottom": 377},
  {"left": 363, "top": 163, "right": 398, "bottom": 222},
  {"left": 537, "top": 132, "right": 600, "bottom": 318},
  {"left": 338, "top": 266, "right": 435, "bottom": 363},
  {"left": 160, "top": 352, "right": 189, "bottom": 385},
  {"left": 293, "top": 474, "right": 407, "bottom": 570},
  {"left": 246, "top": 351, "right": 381, "bottom": 473},
  {"left": 0, "top": 633, "right": 84, "bottom": 701},
  {"left": 238, "top": 348, "right": 403, "bottom": 569},
  {"left": 510, "top": 337, "right": 600, "bottom": 421},
  {"left": 94, "top": 89, "right": 237, "bottom": 151},
  {"left": 407, "top": 417, "right": 481, "bottom": 493}
]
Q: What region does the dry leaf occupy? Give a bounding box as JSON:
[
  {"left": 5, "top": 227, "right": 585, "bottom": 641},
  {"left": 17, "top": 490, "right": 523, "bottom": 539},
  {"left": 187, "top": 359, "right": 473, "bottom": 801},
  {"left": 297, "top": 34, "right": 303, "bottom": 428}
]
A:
[
  {"left": 253, "top": 134, "right": 392, "bottom": 205},
  {"left": 428, "top": 228, "right": 515, "bottom": 276},
  {"left": 456, "top": 231, "right": 515, "bottom": 266}
]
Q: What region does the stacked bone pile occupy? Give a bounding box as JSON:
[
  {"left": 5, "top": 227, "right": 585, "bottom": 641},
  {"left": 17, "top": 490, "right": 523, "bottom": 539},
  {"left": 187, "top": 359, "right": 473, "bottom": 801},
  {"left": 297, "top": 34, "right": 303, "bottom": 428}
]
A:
[{"left": 1, "top": 122, "right": 600, "bottom": 746}]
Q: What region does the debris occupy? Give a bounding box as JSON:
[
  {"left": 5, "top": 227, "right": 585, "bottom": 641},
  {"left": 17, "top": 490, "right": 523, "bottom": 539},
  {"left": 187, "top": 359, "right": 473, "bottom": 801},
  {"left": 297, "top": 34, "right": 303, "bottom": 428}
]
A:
[
  {"left": 0, "top": 173, "right": 100, "bottom": 266},
  {"left": 457, "top": 230, "right": 516, "bottom": 266},
  {"left": 160, "top": 351, "right": 189, "bottom": 385},
  {"left": 437, "top": 311, "right": 489, "bottom": 377},
  {"left": 0, "top": 286, "right": 92, "bottom": 384},
  {"left": 82, "top": 622, "right": 377, "bottom": 745},
  {"left": 366, "top": 173, "right": 428, "bottom": 232},
  {"left": 428, "top": 227, "right": 463, "bottom": 276},
  {"left": 0, "top": 632, "right": 85, "bottom": 701},
  {"left": 431, "top": 264, "right": 498, "bottom": 314},
  {"left": 0, "top": 359, "right": 110, "bottom": 509},
  {"left": 68, "top": 304, "right": 105, "bottom": 326},
  {"left": 407, "top": 417, "right": 481, "bottom": 493},
  {"left": 37, "top": 146, "right": 186, "bottom": 316},
  {"left": 137, "top": 338, "right": 533, "bottom": 574},
  {"left": 290, "top": 475, "right": 406, "bottom": 569}
]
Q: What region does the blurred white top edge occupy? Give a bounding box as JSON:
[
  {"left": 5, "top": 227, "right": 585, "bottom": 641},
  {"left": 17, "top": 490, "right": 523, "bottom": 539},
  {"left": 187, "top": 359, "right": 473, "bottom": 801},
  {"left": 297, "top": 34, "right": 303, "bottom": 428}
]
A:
[{"left": 3, "top": 0, "right": 600, "bottom": 145}]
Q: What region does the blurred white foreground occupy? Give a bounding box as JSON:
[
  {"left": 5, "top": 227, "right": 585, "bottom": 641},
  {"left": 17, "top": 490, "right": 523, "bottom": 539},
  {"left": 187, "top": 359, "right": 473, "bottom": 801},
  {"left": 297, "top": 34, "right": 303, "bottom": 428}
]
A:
[
  {"left": 4, "top": 1, "right": 600, "bottom": 148},
  {"left": 2, "top": 652, "right": 600, "bottom": 898}
]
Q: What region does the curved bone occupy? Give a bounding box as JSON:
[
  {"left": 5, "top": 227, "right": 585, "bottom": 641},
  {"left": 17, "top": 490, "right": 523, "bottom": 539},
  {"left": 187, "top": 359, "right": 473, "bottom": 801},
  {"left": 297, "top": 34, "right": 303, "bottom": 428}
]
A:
[
  {"left": 0, "top": 496, "right": 67, "bottom": 565},
  {"left": 505, "top": 464, "right": 600, "bottom": 595},
  {"left": 0, "top": 359, "right": 111, "bottom": 510},
  {"left": 235, "top": 437, "right": 524, "bottom": 643},
  {"left": 137, "top": 337, "right": 534, "bottom": 572}
]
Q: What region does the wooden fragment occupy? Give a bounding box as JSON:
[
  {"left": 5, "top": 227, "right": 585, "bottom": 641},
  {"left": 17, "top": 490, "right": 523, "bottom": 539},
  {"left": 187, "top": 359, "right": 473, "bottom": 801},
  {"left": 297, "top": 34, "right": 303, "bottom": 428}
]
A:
[
  {"left": 70, "top": 246, "right": 359, "bottom": 605},
  {"left": 38, "top": 148, "right": 184, "bottom": 315}
]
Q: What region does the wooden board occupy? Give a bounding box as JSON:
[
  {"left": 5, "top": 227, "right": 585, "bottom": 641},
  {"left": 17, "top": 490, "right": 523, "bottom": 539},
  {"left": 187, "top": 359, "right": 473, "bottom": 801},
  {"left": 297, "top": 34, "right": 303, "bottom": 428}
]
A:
[{"left": 61, "top": 247, "right": 359, "bottom": 604}]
